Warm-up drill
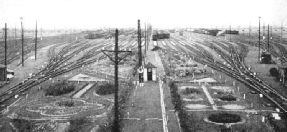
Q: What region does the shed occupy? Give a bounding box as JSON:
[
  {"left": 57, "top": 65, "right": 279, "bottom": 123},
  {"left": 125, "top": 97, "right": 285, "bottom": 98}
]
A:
[
  {"left": 261, "top": 51, "right": 272, "bottom": 64},
  {"left": 0, "top": 64, "right": 7, "bottom": 81},
  {"left": 143, "top": 62, "right": 157, "bottom": 81}
]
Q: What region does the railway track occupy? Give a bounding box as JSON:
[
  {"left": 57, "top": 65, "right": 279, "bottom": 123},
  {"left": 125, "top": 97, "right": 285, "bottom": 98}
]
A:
[
  {"left": 165, "top": 34, "right": 287, "bottom": 112},
  {"left": 0, "top": 38, "right": 121, "bottom": 110}
]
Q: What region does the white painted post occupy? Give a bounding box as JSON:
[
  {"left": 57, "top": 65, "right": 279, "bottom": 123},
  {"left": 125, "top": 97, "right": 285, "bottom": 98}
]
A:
[
  {"left": 243, "top": 94, "right": 246, "bottom": 99},
  {"left": 262, "top": 116, "right": 265, "bottom": 122}
]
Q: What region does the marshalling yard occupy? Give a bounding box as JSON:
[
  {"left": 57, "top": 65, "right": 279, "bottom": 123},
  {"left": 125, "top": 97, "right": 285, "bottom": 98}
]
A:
[{"left": 1, "top": 24, "right": 287, "bottom": 132}]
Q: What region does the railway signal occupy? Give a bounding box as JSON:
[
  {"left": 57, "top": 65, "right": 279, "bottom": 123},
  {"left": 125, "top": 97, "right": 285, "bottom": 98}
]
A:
[{"left": 101, "top": 29, "right": 131, "bottom": 132}]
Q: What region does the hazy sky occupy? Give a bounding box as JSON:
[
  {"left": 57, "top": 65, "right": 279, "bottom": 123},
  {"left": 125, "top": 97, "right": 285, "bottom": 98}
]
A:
[{"left": 1, "top": 0, "right": 287, "bottom": 29}]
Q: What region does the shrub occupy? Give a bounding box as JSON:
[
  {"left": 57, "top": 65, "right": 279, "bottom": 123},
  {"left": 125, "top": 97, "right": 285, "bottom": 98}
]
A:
[
  {"left": 270, "top": 67, "right": 279, "bottom": 77},
  {"left": 45, "top": 81, "right": 75, "bottom": 96},
  {"left": 96, "top": 83, "right": 115, "bottom": 95},
  {"left": 57, "top": 100, "right": 75, "bottom": 107},
  {"left": 182, "top": 88, "right": 201, "bottom": 95},
  {"left": 208, "top": 113, "right": 241, "bottom": 123},
  {"left": 219, "top": 94, "right": 237, "bottom": 101}
]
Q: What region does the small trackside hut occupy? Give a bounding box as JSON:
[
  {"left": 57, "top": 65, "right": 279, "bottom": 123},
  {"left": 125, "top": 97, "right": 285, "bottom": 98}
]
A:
[{"left": 143, "top": 62, "right": 157, "bottom": 81}]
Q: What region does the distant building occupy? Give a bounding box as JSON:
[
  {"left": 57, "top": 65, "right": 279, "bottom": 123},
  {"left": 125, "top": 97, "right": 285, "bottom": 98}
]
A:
[
  {"left": 261, "top": 51, "right": 272, "bottom": 64},
  {"left": 225, "top": 30, "right": 239, "bottom": 34}
]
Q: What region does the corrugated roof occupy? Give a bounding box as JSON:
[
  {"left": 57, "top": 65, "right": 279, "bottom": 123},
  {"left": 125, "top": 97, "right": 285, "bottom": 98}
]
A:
[{"left": 145, "top": 62, "right": 157, "bottom": 68}]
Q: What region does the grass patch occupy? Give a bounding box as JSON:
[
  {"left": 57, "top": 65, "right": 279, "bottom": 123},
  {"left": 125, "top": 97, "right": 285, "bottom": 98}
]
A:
[
  {"left": 68, "top": 117, "right": 90, "bottom": 132},
  {"left": 45, "top": 81, "right": 75, "bottom": 96},
  {"left": 11, "top": 118, "right": 35, "bottom": 132}
]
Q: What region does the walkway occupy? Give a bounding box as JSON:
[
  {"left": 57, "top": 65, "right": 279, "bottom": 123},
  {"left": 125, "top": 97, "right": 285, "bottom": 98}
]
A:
[
  {"left": 122, "top": 44, "right": 179, "bottom": 132},
  {"left": 72, "top": 83, "right": 95, "bottom": 98}
]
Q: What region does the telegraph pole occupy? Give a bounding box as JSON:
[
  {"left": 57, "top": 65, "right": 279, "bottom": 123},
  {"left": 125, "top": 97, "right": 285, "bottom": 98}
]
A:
[
  {"left": 21, "top": 17, "right": 24, "bottom": 66},
  {"left": 229, "top": 25, "right": 231, "bottom": 41},
  {"left": 145, "top": 22, "right": 147, "bottom": 62},
  {"left": 259, "top": 17, "right": 261, "bottom": 62},
  {"left": 138, "top": 20, "right": 143, "bottom": 84},
  {"left": 281, "top": 22, "right": 283, "bottom": 43},
  {"left": 35, "top": 21, "right": 37, "bottom": 60},
  {"left": 263, "top": 23, "right": 265, "bottom": 37},
  {"left": 15, "top": 25, "right": 17, "bottom": 47},
  {"left": 268, "top": 24, "right": 269, "bottom": 52},
  {"left": 101, "top": 29, "right": 131, "bottom": 132},
  {"left": 138, "top": 20, "right": 142, "bottom": 67},
  {"left": 4, "top": 23, "right": 7, "bottom": 67},
  {"left": 249, "top": 24, "right": 251, "bottom": 44}
]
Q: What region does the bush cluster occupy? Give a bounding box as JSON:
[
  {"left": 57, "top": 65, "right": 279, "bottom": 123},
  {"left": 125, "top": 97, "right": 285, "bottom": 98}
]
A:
[
  {"left": 57, "top": 100, "right": 75, "bottom": 107},
  {"left": 182, "top": 88, "right": 201, "bottom": 95},
  {"left": 45, "top": 81, "right": 75, "bottom": 96},
  {"left": 219, "top": 94, "right": 237, "bottom": 101},
  {"left": 208, "top": 113, "right": 241, "bottom": 123},
  {"left": 96, "top": 83, "right": 115, "bottom": 95}
]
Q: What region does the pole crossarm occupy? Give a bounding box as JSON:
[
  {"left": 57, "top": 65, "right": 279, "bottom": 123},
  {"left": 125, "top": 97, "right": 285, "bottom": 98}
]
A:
[{"left": 101, "top": 50, "right": 132, "bottom": 63}]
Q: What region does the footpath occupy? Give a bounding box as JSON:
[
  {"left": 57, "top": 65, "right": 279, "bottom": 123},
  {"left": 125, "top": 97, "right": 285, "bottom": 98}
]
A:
[{"left": 122, "top": 45, "right": 180, "bottom": 132}]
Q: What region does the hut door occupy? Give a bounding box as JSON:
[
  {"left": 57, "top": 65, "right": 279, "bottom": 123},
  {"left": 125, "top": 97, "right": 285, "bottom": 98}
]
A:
[{"left": 148, "top": 68, "right": 153, "bottom": 81}]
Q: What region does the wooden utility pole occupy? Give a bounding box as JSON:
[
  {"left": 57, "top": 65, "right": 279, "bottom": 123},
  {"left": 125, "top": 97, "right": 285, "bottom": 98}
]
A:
[
  {"left": 263, "top": 23, "right": 265, "bottom": 37},
  {"left": 281, "top": 22, "right": 283, "bottom": 43},
  {"left": 145, "top": 22, "right": 147, "bottom": 62},
  {"left": 249, "top": 24, "right": 251, "bottom": 44},
  {"left": 101, "top": 29, "right": 131, "bottom": 132},
  {"left": 138, "top": 20, "right": 143, "bottom": 84},
  {"left": 138, "top": 20, "right": 142, "bottom": 67},
  {"left": 229, "top": 25, "right": 231, "bottom": 41},
  {"left": 268, "top": 24, "right": 269, "bottom": 52},
  {"left": 35, "top": 21, "right": 37, "bottom": 60},
  {"left": 259, "top": 17, "right": 261, "bottom": 62},
  {"left": 4, "top": 23, "right": 7, "bottom": 67},
  {"left": 15, "top": 25, "right": 17, "bottom": 47},
  {"left": 21, "top": 17, "right": 24, "bottom": 66}
]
